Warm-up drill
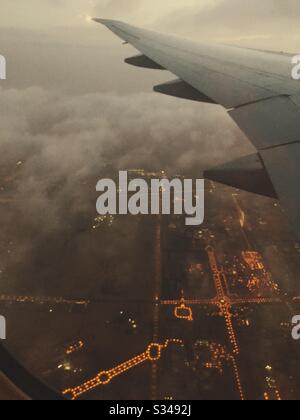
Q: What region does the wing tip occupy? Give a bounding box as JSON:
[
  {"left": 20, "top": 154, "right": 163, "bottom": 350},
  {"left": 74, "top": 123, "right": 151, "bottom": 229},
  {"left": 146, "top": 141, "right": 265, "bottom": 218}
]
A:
[
  {"left": 92, "top": 17, "right": 112, "bottom": 25},
  {"left": 92, "top": 18, "right": 107, "bottom": 24}
]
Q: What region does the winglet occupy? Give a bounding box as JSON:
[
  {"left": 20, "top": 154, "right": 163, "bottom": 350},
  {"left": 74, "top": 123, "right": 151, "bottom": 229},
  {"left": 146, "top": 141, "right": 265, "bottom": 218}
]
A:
[{"left": 92, "top": 18, "right": 111, "bottom": 25}]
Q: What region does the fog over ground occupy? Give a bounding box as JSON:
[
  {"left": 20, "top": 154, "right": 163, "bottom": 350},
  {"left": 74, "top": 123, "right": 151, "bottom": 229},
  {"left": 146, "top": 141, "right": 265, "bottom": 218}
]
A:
[{"left": 0, "top": 85, "right": 251, "bottom": 236}]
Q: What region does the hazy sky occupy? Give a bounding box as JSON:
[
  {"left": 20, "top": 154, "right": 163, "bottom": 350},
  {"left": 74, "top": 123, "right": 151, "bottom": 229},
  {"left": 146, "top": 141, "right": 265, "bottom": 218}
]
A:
[
  {"left": 1, "top": 0, "right": 299, "bottom": 94},
  {"left": 1, "top": 0, "right": 299, "bottom": 41},
  {"left": 0, "top": 1, "right": 209, "bottom": 29}
]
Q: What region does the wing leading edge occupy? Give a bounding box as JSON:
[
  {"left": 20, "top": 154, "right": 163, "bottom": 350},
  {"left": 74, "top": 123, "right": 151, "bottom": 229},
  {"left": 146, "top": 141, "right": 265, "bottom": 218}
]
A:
[{"left": 94, "top": 18, "right": 300, "bottom": 240}]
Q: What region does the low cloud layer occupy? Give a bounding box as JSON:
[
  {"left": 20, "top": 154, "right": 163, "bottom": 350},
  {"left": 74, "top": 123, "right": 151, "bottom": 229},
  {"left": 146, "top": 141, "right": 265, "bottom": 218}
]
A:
[{"left": 0, "top": 86, "right": 251, "bottom": 235}]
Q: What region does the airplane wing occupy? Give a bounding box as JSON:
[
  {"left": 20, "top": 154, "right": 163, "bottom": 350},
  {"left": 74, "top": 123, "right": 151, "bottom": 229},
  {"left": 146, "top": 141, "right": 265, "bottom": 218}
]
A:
[{"left": 94, "top": 18, "right": 300, "bottom": 240}]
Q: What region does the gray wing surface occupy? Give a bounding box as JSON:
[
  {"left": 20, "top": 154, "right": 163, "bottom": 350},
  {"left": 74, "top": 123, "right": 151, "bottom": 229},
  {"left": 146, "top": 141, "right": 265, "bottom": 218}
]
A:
[{"left": 94, "top": 18, "right": 300, "bottom": 239}]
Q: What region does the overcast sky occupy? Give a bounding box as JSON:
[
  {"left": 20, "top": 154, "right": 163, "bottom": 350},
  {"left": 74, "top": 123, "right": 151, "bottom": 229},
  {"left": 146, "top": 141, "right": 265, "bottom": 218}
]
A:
[
  {"left": 0, "top": 1, "right": 209, "bottom": 29},
  {"left": 0, "top": 0, "right": 299, "bottom": 94},
  {"left": 1, "top": 0, "right": 299, "bottom": 39}
]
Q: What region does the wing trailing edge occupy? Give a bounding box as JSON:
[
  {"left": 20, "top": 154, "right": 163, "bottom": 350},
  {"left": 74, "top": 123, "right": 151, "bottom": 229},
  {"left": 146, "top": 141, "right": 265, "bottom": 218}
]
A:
[
  {"left": 125, "top": 54, "right": 165, "bottom": 70},
  {"left": 260, "top": 143, "right": 300, "bottom": 241},
  {"left": 204, "top": 154, "right": 277, "bottom": 199},
  {"left": 154, "top": 79, "right": 216, "bottom": 103}
]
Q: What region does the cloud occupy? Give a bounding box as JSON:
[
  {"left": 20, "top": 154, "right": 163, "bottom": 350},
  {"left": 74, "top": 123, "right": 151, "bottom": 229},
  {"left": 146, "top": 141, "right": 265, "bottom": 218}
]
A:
[
  {"left": 94, "top": 0, "right": 142, "bottom": 19},
  {"left": 0, "top": 86, "right": 251, "bottom": 235},
  {"left": 158, "top": 0, "right": 300, "bottom": 49},
  {"left": 0, "top": 84, "right": 254, "bottom": 299}
]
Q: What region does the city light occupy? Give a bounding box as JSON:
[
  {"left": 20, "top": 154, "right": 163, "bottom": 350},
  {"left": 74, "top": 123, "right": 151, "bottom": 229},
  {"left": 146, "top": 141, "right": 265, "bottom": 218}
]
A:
[
  {"left": 174, "top": 298, "right": 194, "bottom": 322},
  {"left": 66, "top": 341, "right": 84, "bottom": 355},
  {"left": 63, "top": 340, "right": 183, "bottom": 400}
]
